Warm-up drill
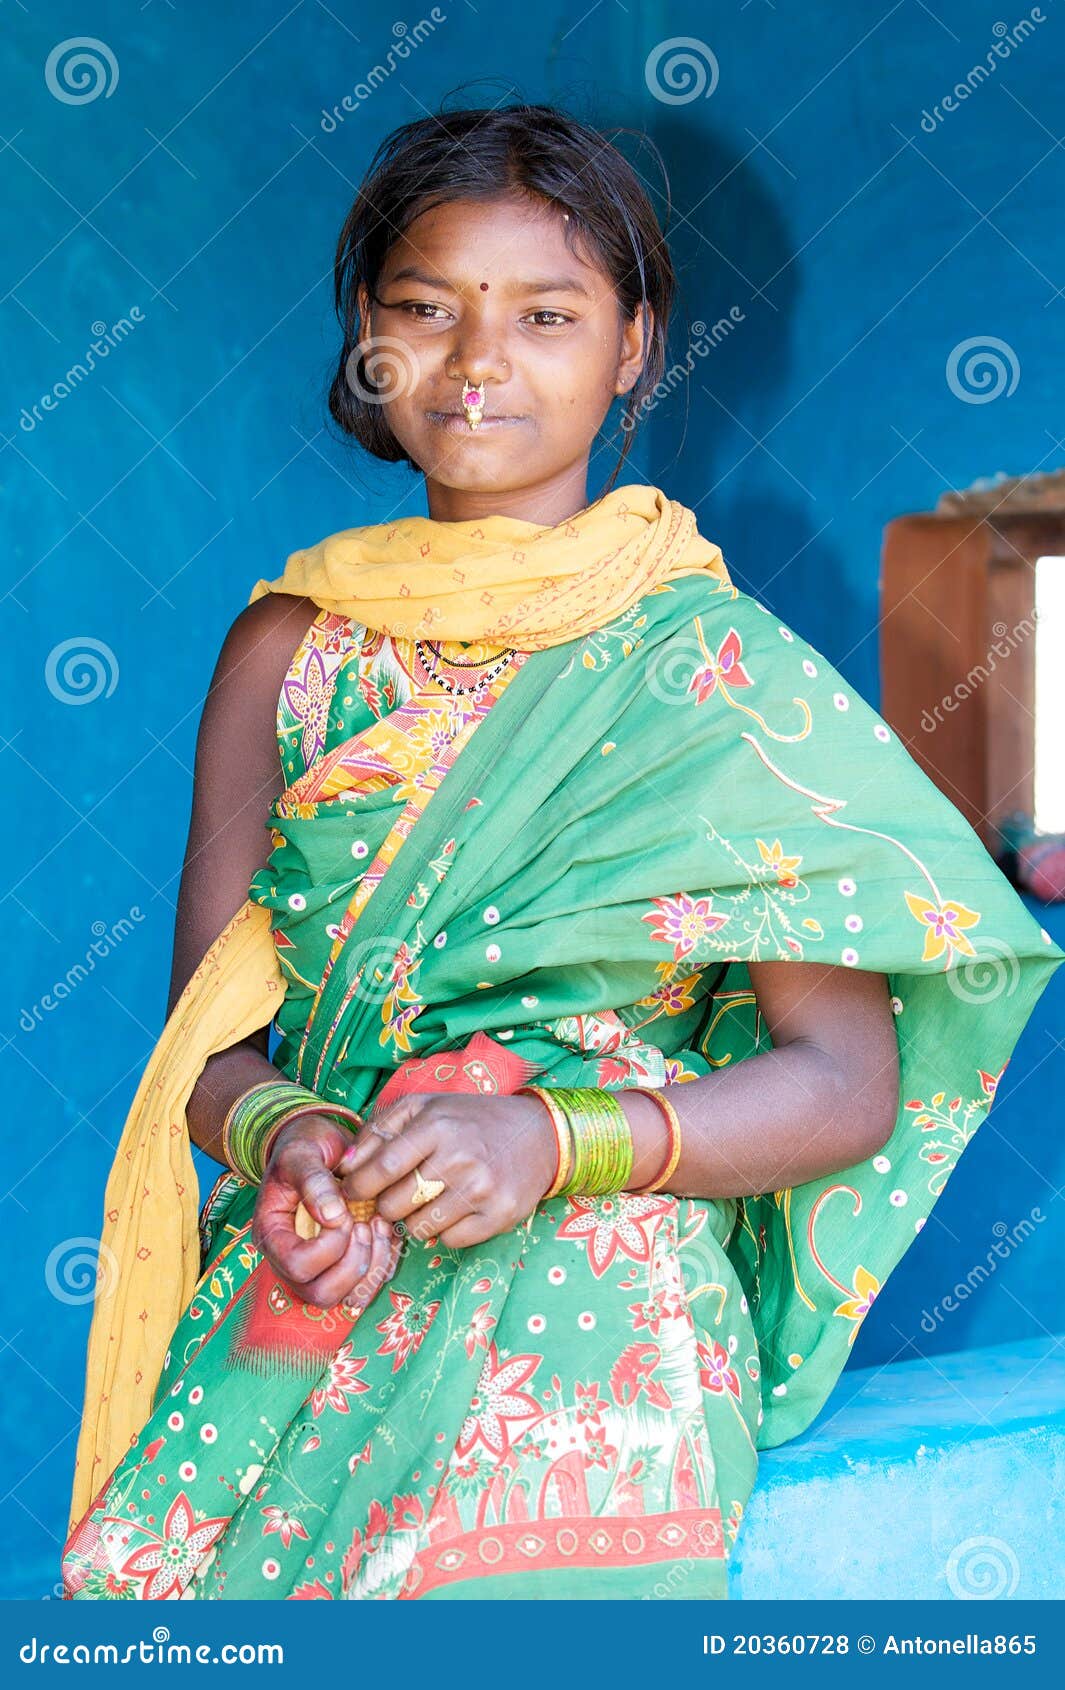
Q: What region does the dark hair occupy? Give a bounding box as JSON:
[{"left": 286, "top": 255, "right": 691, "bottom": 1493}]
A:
[{"left": 328, "top": 101, "right": 676, "bottom": 494}]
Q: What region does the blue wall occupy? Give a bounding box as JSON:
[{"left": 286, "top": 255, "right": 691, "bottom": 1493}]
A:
[{"left": 3, "top": 0, "right": 1062, "bottom": 1595}]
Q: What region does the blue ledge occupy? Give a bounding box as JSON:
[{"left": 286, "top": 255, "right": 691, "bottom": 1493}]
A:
[{"left": 729, "top": 1333, "right": 1065, "bottom": 1600}]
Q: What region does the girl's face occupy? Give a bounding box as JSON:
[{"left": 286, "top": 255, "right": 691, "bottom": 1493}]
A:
[{"left": 355, "top": 192, "right": 649, "bottom": 519}]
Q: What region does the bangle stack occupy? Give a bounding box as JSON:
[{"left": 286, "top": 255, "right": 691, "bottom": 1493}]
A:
[
  {"left": 518, "top": 1086, "right": 632, "bottom": 1197},
  {"left": 517, "top": 1083, "right": 683, "bottom": 1199},
  {"left": 220, "top": 1079, "right": 364, "bottom": 1186}
]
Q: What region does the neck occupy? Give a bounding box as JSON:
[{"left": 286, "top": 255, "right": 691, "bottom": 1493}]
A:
[{"left": 423, "top": 461, "right": 598, "bottom": 527}]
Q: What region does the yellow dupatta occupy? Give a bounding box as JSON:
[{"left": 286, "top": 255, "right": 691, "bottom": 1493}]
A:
[{"left": 67, "top": 484, "right": 729, "bottom": 1532}]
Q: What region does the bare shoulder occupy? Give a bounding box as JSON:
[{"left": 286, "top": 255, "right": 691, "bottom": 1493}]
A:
[{"left": 209, "top": 590, "right": 322, "bottom": 700}]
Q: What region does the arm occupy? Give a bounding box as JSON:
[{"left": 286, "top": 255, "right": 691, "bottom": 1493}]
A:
[
  {"left": 168, "top": 588, "right": 400, "bottom": 1308},
  {"left": 166, "top": 589, "right": 321, "bottom": 1164},
  {"left": 619, "top": 959, "right": 902, "bottom": 1195},
  {"left": 336, "top": 959, "right": 902, "bottom": 1247}
]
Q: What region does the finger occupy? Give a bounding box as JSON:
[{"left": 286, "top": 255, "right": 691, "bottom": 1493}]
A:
[
  {"left": 347, "top": 1213, "right": 402, "bottom": 1309},
  {"left": 340, "top": 1118, "right": 439, "bottom": 1202},
  {"left": 293, "top": 1160, "right": 350, "bottom": 1229},
  {"left": 334, "top": 1093, "right": 428, "bottom": 1175},
  {"left": 437, "top": 1212, "right": 493, "bottom": 1250},
  {"left": 393, "top": 1179, "right": 472, "bottom": 1242},
  {"left": 257, "top": 1205, "right": 353, "bottom": 1283},
  {"left": 373, "top": 1158, "right": 453, "bottom": 1225},
  {"left": 298, "top": 1221, "right": 372, "bottom": 1310}
]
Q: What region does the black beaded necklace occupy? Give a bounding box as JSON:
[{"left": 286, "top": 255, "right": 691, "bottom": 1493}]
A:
[{"left": 415, "top": 638, "right": 516, "bottom": 696}]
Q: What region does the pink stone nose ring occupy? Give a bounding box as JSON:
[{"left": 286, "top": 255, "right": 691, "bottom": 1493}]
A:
[{"left": 461, "top": 380, "right": 485, "bottom": 430}]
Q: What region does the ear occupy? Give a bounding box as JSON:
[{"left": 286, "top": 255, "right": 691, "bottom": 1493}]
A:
[
  {"left": 615, "top": 300, "right": 652, "bottom": 396},
  {"left": 355, "top": 281, "right": 374, "bottom": 354}
]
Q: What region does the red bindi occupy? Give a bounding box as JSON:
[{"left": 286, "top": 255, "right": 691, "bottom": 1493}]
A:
[{"left": 479, "top": 282, "right": 489, "bottom": 291}]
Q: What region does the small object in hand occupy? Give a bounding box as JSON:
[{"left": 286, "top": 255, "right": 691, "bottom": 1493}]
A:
[{"left": 295, "top": 1195, "right": 376, "bottom": 1239}]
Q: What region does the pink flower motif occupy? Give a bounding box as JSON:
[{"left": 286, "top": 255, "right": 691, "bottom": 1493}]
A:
[
  {"left": 574, "top": 1380, "right": 609, "bottom": 1423},
  {"left": 106, "top": 1491, "right": 230, "bottom": 1600},
  {"left": 261, "top": 1506, "right": 310, "bottom": 1550},
  {"left": 696, "top": 1339, "right": 742, "bottom": 1400},
  {"left": 689, "top": 626, "right": 754, "bottom": 704},
  {"left": 464, "top": 1300, "right": 496, "bottom": 1360},
  {"left": 307, "top": 1342, "right": 369, "bottom": 1417},
  {"left": 455, "top": 1343, "right": 542, "bottom": 1458},
  {"left": 642, "top": 892, "right": 729, "bottom": 962},
  {"left": 627, "top": 1292, "right": 676, "bottom": 1337},
  {"left": 582, "top": 1420, "right": 618, "bottom": 1471},
  {"left": 556, "top": 1193, "right": 671, "bottom": 1279},
  {"left": 979, "top": 1063, "right": 1006, "bottom": 1100},
  {"left": 375, "top": 1291, "right": 442, "bottom": 1374}
]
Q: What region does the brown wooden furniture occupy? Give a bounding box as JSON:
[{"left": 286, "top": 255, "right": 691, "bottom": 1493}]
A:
[{"left": 879, "top": 508, "right": 1056, "bottom": 857}]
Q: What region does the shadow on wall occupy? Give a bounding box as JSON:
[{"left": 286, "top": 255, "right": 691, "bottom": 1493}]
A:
[{"left": 643, "top": 113, "right": 869, "bottom": 681}]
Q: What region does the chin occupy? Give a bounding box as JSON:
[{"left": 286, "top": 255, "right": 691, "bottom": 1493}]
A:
[{"left": 417, "top": 453, "right": 535, "bottom": 494}]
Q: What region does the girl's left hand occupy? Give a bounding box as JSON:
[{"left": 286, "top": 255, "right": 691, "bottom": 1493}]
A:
[{"left": 335, "top": 1092, "right": 557, "bottom": 1248}]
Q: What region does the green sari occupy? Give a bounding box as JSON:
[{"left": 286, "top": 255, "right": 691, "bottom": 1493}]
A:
[{"left": 62, "top": 565, "right": 1062, "bottom": 1600}]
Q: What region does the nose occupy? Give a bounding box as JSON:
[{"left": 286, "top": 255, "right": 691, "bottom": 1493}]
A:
[{"left": 448, "top": 324, "right": 509, "bottom": 388}]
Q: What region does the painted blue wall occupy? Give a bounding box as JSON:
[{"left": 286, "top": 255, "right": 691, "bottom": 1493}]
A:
[{"left": 3, "top": 0, "right": 1062, "bottom": 1595}]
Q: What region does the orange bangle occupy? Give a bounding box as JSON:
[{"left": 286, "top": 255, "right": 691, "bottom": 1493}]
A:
[
  {"left": 517, "top": 1085, "right": 574, "bottom": 1199},
  {"left": 628, "top": 1086, "right": 682, "bottom": 1193}
]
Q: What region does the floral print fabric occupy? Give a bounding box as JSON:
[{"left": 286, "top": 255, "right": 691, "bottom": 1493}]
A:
[{"left": 62, "top": 572, "right": 1062, "bottom": 1599}]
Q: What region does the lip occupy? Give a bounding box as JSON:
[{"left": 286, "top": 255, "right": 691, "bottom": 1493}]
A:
[{"left": 426, "top": 410, "right": 526, "bottom": 436}]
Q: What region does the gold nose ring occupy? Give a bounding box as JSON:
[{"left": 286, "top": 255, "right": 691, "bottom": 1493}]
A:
[{"left": 461, "top": 379, "right": 485, "bottom": 429}]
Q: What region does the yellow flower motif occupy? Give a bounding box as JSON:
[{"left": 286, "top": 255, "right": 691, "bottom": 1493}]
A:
[
  {"left": 904, "top": 891, "right": 980, "bottom": 962},
  {"left": 756, "top": 836, "right": 803, "bottom": 888},
  {"left": 834, "top": 1264, "right": 880, "bottom": 1338}
]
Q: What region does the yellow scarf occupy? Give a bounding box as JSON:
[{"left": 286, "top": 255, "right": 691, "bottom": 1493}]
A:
[
  {"left": 249, "top": 483, "right": 727, "bottom": 646},
  {"left": 67, "top": 484, "right": 729, "bottom": 1532}
]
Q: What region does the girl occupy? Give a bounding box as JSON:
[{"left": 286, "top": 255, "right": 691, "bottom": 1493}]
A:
[{"left": 63, "top": 102, "right": 1062, "bottom": 1601}]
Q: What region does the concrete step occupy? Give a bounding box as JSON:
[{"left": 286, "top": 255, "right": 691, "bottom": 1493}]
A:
[{"left": 729, "top": 1333, "right": 1065, "bottom": 1600}]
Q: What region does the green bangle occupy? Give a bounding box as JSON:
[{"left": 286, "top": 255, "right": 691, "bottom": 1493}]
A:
[
  {"left": 547, "top": 1087, "right": 633, "bottom": 1196},
  {"left": 220, "top": 1079, "right": 363, "bottom": 1184}
]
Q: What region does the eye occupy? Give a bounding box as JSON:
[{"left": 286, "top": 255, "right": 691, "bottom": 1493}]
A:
[
  {"left": 526, "top": 310, "right": 573, "bottom": 328},
  {"left": 393, "top": 301, "right": 452, "bottom": 321}
]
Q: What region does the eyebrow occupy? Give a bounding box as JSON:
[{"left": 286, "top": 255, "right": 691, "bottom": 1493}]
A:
[{"left": 381, "top": 265, "right": 594, "bottom": 299}]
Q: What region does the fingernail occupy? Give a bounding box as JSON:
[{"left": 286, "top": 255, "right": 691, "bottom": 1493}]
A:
[
  {"left": 354, "top": 1223, "right": 371, "bottom": 1248},
  {"left": 372, "top": 1214, "right": 390, "bottom": 1239},
  {"left": 321, "top": 1197, "right": 344, "bottom": 1220}
]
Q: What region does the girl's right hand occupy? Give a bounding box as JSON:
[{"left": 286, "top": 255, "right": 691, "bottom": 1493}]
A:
[{"left": 250, "top": 1114, "right": 401, "bottom": 1311}]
